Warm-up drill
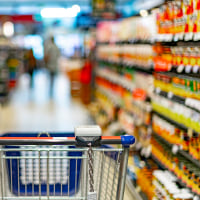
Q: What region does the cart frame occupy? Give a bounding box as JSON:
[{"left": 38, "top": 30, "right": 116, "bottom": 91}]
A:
[{"left": 0, "top": 131, "right": 135, "bottom": 200}]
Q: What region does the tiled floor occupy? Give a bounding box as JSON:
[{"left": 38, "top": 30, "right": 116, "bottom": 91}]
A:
[{"left": 0, "top": 70, "right": 134, "bottom": 200}]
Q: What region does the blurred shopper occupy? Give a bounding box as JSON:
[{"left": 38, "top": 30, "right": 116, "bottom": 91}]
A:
[
  {"left": 24, "top": 49, "right": 36, "bottom": 88},
  {"left": 44, "top": 36, "right": 60, "bottom": 97}
]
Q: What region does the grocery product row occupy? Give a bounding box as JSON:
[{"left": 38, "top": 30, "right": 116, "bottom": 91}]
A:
[
  {"left": 97, "top": 43, "right": 200, "bottom": 74},
  {"left": 97, "top": 15, "right": 156, "bottom": 43},
  {"left": 156, "top": 0, "right": 200, "bottom": 42},
  {"left": 89, "top": 4, "right": 200, "bottom": 199}
]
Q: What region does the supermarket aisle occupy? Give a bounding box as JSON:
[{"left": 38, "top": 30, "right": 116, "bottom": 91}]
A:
[
  {"left": 0, "top": 70, "right": 133, "bottom": 200},
  {"left": 0, "top": 70, "right": 92, "bottom": 133}
]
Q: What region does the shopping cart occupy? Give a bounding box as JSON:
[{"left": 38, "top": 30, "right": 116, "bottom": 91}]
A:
[{"left": 0, "top": 125, "right": 135, "bottom": 200}]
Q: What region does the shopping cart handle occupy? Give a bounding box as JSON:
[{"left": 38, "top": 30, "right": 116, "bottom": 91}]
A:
[
  {"left": 121, "top": 135, "right": 135, "bottom": 146},
  {"left": 101, "top": 135, "right": 135, "bottom": 147},
  {"left": 0, "top": 135, "right": 135, "bottom": 146}
]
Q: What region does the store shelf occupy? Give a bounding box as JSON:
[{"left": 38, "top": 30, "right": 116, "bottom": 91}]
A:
[
  {"left": 153, "top": 110, "right": 199, "bottom": 136},
  {"left": 158, "top": 40, "right": 200, "bottom": 47},
  {"left": 153, "top": 131, "right": 200, "bottom": 176},
  {"left": 97, "top": 40, "right": 154, "bottom": 45},
  {"left": 96, "top": 68, "right": 135, "bottom": 92},
  {"left": 154, "top": 89, "right": 200, "bottom": 113},
  {"left": 122, "top": 62, "right": 153, "bottom": 74},
  {"left": 168, "top": 66, "right": 200, "bottom": 76},
  {"left": 179, "top": 150, "right": 200, "bottom": 169},
  {"left": 151, "top": 154, "right": 167, "bottom": 170},
  {"left": 97, "top": 86, "right": 122, "bottom": 106},
  {"left": 153, "top": 111, "right": 187, "bottom": 131},
  {"left": 96, "top": 13, "right": 200, "bottom": 199},
  {"left": 154, "top": 65, "right": 200, "bottom": 75},
  {"left": 152, "top": 132, "right": 172, "bottom": 148},
  {"left": 97, "top": 59, "right": 153, "bottom": 74},
  {"left": 151, "top": 153, "right": 195, "bottom": 194}
]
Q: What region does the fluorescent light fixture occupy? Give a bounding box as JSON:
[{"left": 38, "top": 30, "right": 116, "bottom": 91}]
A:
[
  {"left": 72, "top": 5, "right": 81, "bottom": 13},
  {"left": 3, "top": 21, "right": 14, "bottom": 37},
  {"left": 140, "top": 9, "right": 148, "bottom": 17},
  {"left": 41, "top": 7, "right": 78, "bottom": 18},
  {"left": 66, "top": 7, "right": 77, "bottom": 17}
]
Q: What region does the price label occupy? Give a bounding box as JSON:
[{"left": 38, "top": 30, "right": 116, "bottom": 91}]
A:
[
  {"left": 145, "top": 145, "right": 152, "bottom": 158},
  {"left": 177, "top": 65, "right": 184, "bottom": 73},
  {"left": 168, "top": 92, "right": 173, "bottom": 99},
  {"left": 185, "top": 65, "right": 192, "bottom": 73},
  {"left": 193, "top": 65, "right": 199, "bottom": 73},
  {"left": 172, "top": 145, "right": 179, "bottom": 154},
  {"left": 156, "top": 87, "right": 161, "bottom": 94},
  {"left": 187, "top": 128, "right": 193, "bottom": 138}
]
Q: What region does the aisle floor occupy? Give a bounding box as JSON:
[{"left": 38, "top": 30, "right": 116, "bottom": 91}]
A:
[
  {"left": 0, "top": 70, "right": 133, "bottom": 200},
  {"left": 0, "top": 70, "right": 92, "bottom": 133}
]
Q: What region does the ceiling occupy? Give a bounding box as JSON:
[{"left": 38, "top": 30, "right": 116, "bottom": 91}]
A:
[
  {"left": 0, "top": 0, "right": 164, "bottom": 16},
  {"left": 0, "top": 0, "right": 132, "bottom": 14}
]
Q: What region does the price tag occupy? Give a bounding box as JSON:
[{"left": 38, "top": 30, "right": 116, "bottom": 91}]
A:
[
  {"left": 168, "top": 92, "right": 173, "bottom": 99},
  {"left": 172, "top": 145, "right": 179, "bottom": 154},
  {"left": 188, "top": 128, "right": 193, "bottom": 138},
  {"left": 177, "top": 65, "right": 184, "bottom": 73},
  {"left": 145, "top": 145, "right": 152, "bottom": 158},
  {"left": 193, "top": 65, "right": 199, "bottom": 73},
  {"left": 156, "top": 87, "right": 161, "bottom": 94},
  {"left": 172, "top": 163, "right": 176, "bottom": 170},
  {"left": 185, "top": 65, "right": 192, "bottom": 73},
  {"left": 88, "top": 192, "right": 97, "bottom": 200}
]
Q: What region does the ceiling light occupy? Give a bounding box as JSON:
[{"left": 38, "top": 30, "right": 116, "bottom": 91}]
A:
[
  {"left": 140, "top": 9, "right": 148, "bottom": 17},
  {"left": 66, "top": 7, "right": 77, "bottom": 17},
  {"left": 72, "top": 5, "right": 81, "bottom": 13},
  {"left": 3, "top": 21, "right": 14, "bottom": 37},
  {"left": 41, "top": 7, "right": 78, "bottom": 18}
]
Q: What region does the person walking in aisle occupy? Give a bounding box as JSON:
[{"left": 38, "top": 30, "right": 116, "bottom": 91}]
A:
[
  {"left": 44, "top": 36, "right": 60, "bottom": 97},
  {"left": 25, "top": 49, "right": 36, "bottom": 88}
]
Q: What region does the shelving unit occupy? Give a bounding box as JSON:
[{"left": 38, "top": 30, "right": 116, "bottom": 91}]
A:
[
  {"left": 153, "top": 111, "right": 197, "bottom": 134},
  {"left": 154, "top": 88, "right": 200, "bottom": 113},
  {"left": 0, "top": 45, "right": 25, "bottom": 102},
  {"left": 151, "top": 134, "right": 200, "bottom": 196},
  {"left": 98, "top": 59, "right": 153, "bottom": 74},
  {"left": 153, "top": 130, "right": 200, "bottom": 169},
  {"left": 89, "top": 1, "right": 200, "bottom": 198}
]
